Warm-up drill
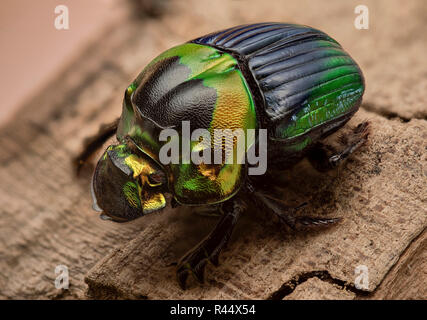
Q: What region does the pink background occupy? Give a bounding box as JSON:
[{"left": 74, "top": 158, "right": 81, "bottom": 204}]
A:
[{"left": 0, "top": 0, "right": 121, "bottom": 125}]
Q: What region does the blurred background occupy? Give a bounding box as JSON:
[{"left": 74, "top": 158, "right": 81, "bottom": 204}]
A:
[
  {"left": 1, "top": 0, "right": 425, "bottom": 127},
  {"left": 0, "top": 0, "right": 124, "bottom": 125}
]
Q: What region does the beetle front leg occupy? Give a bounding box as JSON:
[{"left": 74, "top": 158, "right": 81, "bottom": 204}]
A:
[
  {"left": 308, "top": 121, "right": 370, "bottom": 172},
  {"left": 73, "top": 118, "right": 119, "bottom": 174},
  {"left": 176, "top": 198, "right": 245, "bottom": 289}
]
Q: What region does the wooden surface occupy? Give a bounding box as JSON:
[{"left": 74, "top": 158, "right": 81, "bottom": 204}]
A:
[{"left": 0, "top": 0, "right": 426, "bottom": 299}]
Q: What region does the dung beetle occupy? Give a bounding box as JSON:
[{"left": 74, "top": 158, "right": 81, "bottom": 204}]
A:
[{"left": 76, "top": 23, "right": 369, "bottom": 289}]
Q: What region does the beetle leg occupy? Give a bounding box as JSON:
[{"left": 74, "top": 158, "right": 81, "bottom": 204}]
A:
[
  {"left": 176, "top": 199, "right": 245, "bottom": 289},
  {"left": 73, "top": 118, "right": 119, "bottom": 174},
  {"left": 287, "top": 215, "right": 341, "bottom": 229},
  {"left": 308, "top": 121, "right": 370, "bottom": 172},
  {"left": 249, "top": 187, "right": 340, "bottom": 230}
]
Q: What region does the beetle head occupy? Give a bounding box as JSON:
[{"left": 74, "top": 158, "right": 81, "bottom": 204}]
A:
[{"left": 91, "top": 144, "right": 167, "bottom": 222}]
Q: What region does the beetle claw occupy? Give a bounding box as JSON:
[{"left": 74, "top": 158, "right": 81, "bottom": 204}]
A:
[
  {"left": 210, "top": 252, "right": 220, "bottom": 267},
  {"left": 295, "top": 216, "right": 341, "bottom": 227},
  {"left": 176, "top": 244, "right": 209, "bottom": 289},
  {"left": 176, "top": 258, "right": 207, "bottom": 290},
  {"left": 193, "top": 264, "right": 206, "bottom": 284},
  {"left": 177, "top": 267, "right": 190, "bottom": 290}
]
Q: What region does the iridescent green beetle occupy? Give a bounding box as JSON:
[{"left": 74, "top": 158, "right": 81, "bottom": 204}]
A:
[{"left": 76, "top": 23, "right": 369, "bottom": 289}]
